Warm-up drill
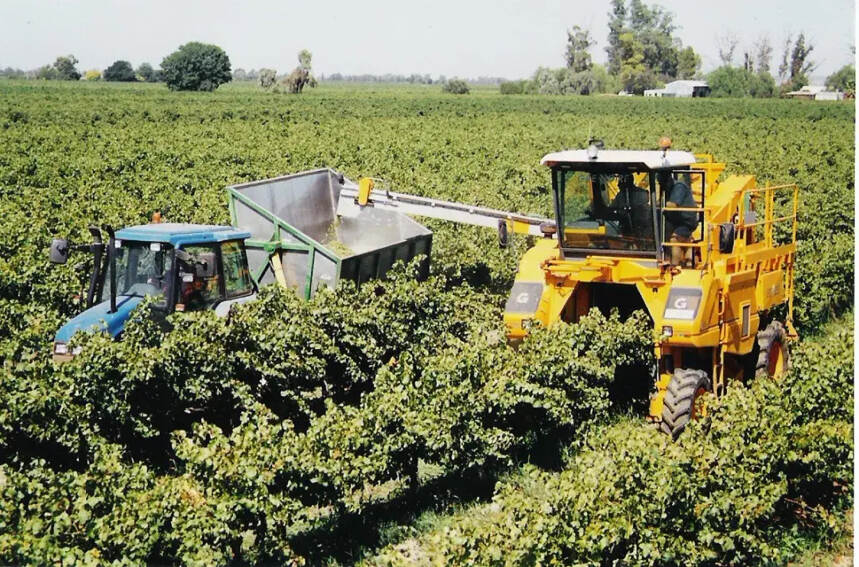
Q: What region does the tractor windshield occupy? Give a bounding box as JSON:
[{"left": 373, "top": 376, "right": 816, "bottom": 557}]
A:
[
  {"left": 554, "top": 169, "right": 657, "bottom": 252},
  {"left": 101, "top": 241, "right": 173, "bottom": 308}
]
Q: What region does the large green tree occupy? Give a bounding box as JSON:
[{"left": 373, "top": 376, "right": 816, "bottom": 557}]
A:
[
  {"left": 103, "top": 60, "right": 136, "bottom": 82},
  {"left": 605, "top": 0, "right": 690, "bottom": 88},
  {"left": 779, "top": 33, "right": 815, "bottom": 89},
  {"left": 279, "top": 50, "right": 317, "bottom": 94},
  {"left": 258, "top": 68, "right": 276, "bottom": 89},
  {"left": 676, "top": 46, "right": 701, "bottom": 79},
  {"left": 826, "top": 64, "right": 855, "bottom": 94},
  {"left": 160, "top": 42, "right": 232, "bottom": 92},
  {"left": 565, "top": 26, "right": 595, "bottom": 72},
  {"left": 136, "top": 62, "right": 158, "bottom": 82},
  {"left": 708, "top": 66, "right": 775, "bottom": 98},
  {"left": 606, "top": 0, "right": 628, "bottom": 75},
  {"left": 617, "top": 31, "right": 659, "bottom": 94},
  {"left": 52, "top": 55, "right": 81, "bottom": 80},
  {"left": 754, "top": 36, "right": 773, "bottom": 74}
]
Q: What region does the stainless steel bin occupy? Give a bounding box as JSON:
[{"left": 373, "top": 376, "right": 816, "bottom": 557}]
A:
[{"left": 227, "top": 169, "right": 432, "bottom": 299}]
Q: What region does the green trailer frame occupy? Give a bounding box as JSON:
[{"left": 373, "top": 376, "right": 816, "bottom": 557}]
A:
[{"left": 227, "top": 169, "right": 432, "bottom": 300}]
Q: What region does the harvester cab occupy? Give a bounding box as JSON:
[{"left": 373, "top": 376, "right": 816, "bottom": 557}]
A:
[
  {"left": 50, "top": 223, "right": 255, "bottom": 361},
  {"left": 503, "top": 140, "right": 798, "bottom": 437}
]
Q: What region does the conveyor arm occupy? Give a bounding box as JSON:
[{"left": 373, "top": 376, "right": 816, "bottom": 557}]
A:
[{"left": 337, "top": 178, "right": 551, "bottom": 237}]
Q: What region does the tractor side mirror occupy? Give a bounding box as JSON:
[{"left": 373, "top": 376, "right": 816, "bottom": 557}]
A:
[
  {"left": 497, "top": 219, "right": 510, "bottom": 248},
  {"left": 50, "top": 238, "right": 70, "bottom": 264},
  {"left": 719, "top": 222, "right": 735, "bottom": 253}
]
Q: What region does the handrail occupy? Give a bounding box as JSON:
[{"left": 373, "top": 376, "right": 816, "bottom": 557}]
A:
[{"left": 737, "top": 183, "right": 799, "bottom": 248}]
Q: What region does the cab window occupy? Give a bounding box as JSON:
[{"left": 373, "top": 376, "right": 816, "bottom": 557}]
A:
[
  {"left": 101, "top": 241, "right": 172, "bottom": 309},
  {"left": 221, "top": 240, "right": 253, "bottom": 298},
  {"left": 556, "top": 169, "right": 656, "bottom": 252},
  {"left": 177, "top": 244, "right": 222, "bottom": 311}
]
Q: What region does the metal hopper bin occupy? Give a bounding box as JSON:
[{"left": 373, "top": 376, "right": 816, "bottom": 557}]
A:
[{"left": 227, "top": 169, "right": 432, "bottom": 299}]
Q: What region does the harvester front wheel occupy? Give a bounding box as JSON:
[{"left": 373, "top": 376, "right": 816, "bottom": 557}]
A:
[
  {"left": 660, "top": 368, "right": 710, "bottom": 439},
  {"left": 756, "top": 321, "right": 789, "bottom": 378}
]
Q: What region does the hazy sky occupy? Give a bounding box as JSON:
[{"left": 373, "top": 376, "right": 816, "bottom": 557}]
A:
[{"left": 1, "top": 0, "right": 854, "bottom": 80}]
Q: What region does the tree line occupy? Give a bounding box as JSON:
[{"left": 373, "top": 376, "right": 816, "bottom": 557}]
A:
[
  {"left": 707, "top": 32, "right": 853, "bottom": 97},
  {"left": 1, "top": 56, "right": 159, "bottom": 83},
  {"left": 2, "top": 8, "right": 852, "bottom": 99},
  {"left": 499, "top": 0, "right": 854, "bottom": 98},
  {"left": 0, "top": 43, "right": 324, "bottom": 95}
]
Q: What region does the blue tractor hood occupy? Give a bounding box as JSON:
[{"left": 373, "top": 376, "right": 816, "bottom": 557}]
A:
[{"left": 54, "top": 295, "right": 145, "bottom": 342}]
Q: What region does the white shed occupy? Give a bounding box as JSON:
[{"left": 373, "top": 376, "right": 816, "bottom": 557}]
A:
[
  {"left": 814, "top": 91, "right": 844, "bottom": 101},
  {"left": 644, "top": 80, "right": 710, "bottom": 98},
  {"left": 785, "top": 85, "right": 844, "bottom": 100}
]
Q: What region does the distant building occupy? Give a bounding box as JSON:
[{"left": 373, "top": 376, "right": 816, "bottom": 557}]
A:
[
  {"left": 784, "top": 85, "right": 844, "bottom": 100},
  {"left": 644, "top": 80, "right": 710, "bottom": 98}
]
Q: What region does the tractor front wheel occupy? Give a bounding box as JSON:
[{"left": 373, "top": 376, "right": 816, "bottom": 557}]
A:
[
  {"left": 756, "top": 320, "right": 789, "bottom": 378},
  {"left": 660, "top": 368, "right": 710, "bottom": 439}
]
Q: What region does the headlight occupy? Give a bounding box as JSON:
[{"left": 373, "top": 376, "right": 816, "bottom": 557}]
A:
[{"left": 53, "top": 342, "right": 68, "bottom": 355}]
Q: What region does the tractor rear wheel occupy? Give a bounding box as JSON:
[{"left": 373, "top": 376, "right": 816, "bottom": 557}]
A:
[
  {"left": 756, "top": 320, "right": 789, "bottom": 378},
  {"left": 660, "top": 368, "right": 710, "bottom": 439}
]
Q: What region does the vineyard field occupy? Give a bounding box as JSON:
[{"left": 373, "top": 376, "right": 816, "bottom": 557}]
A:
[{"left": 0, "top": 80, "right": 854, "bottom": 565}]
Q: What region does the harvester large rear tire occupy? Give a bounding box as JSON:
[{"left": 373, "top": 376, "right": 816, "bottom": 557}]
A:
[
  {"left": 756, "top": 320, "right": 789, "bottom": 378},
  {"left": 660, "top": 368, "right": 710, "bottom": 440}
]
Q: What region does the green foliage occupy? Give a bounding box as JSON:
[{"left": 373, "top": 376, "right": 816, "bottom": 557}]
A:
[
  {"left": 258, "top": 68, "right": 276, "bottom": 89},
  {"left": 565, "top": 25, "right": 595, "bottom": 72},
  {"left": 441, "top": 79, "right": 469, "bottom": 94},
  {"left": 52, "top": 55, "right": 81, "bottom": 81},
  {"left": 499, "top": 80, "right": 529, "bottom": 94},
  {"left": 276, "top": 50, "right": 317, "bottom": 94},
  {"left": 749, "top": 70, "right": 777, "bottom": 98},
  {"left": 0, "top": 269, "right": 652, "bottom": 563},
  {"left": 618, "top": 31, "right": 661, "bottom": 93},
  {"left": 532, "top": 65, "right": 617, "bottom": 95},
  {"left": 676, "top": 46, "right": 701, "bottom": 79},
  {"left": 103, "top": 60, "right": 136, "bottom": 82},
  {"left": 370, "top": 326, "right": 854, "bottom": 566},
  {"left": 0, "top": 81, "right": 852, "bottom": 565},
  {"left": 136, "top": 62, "right": 158, "bottom": 83},
  {"left": 605, "top": 0, "right": 692, "bottom": 84},
  {"left": 789, "top": 33, "right": 815, "bottom": 86},
  {"left": 826, "top": 64, "right": 855, "bottom": 94},
  {"left": 36, "top": 56, "right": 81, "bottom": 81},
  {"left": 160, "top": 42, "right": 232, "bottom": 92},
  {"left": 298, "top": 49, "right": 312, "bottom": 71},
  {"left": 708, "top": 66, "right": 776, "bottom": 98}
]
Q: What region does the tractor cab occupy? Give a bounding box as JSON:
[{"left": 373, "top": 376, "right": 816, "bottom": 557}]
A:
[
  {"left": 541, "top": 144, "right": 704, "bottom": 265},
  {"left": 50, "top": 223, "right": 255, "bottom": 361}
]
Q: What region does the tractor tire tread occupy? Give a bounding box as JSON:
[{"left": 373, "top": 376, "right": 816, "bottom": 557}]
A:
[
  {"left": 755, "top": 321, "right": 788, "bottom": 376},
  {"left": 660, "top": 368, "right": 710, "bottom": 440}
]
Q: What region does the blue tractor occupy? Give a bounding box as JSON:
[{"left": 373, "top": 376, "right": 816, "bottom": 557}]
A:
[{"left": 50, "top": 223, "right": 256, "bottom": 361}]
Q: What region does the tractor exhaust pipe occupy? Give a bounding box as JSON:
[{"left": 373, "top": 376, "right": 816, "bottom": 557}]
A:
[{"left": 103, "top": 225, "right": 117, "bottom": 314}]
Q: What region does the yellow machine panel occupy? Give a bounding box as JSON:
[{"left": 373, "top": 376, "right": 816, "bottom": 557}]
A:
[{"left": 756, "top": 269, "right": 786, "bottom": 311}]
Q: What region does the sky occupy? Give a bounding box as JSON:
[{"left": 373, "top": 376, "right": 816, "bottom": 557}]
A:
[{"left": 0, "top": 0, "right": 854, "bottom": 81}]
